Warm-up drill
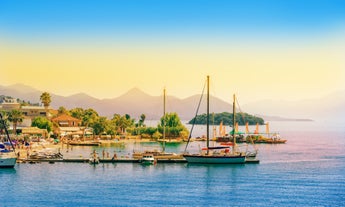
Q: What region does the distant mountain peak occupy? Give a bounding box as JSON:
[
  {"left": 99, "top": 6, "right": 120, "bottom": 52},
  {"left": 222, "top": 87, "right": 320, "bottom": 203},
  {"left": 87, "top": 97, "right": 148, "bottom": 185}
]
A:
[
  {"left": 119, "top": 87, "right": 152, "bottom": 98},
  {"left": 128, "top": 87, "right": 146, "bottom": 93},
  {"left": 7, "top": 83, "right": 40, "bottom": 93},
  {"left": 67, "top": 92, "right": 96, "bottom": 99}
]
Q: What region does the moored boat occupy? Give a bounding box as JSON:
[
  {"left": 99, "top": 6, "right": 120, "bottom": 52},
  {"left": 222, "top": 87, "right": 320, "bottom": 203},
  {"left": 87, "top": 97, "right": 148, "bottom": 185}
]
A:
[
  {"left": 133, "top": 88, "right": 183, "bottom": 160},
  {"left": 140, "top": 153, "right": 155, "bottom": 165},
  {"left": 133, "top": 150, "right": 182, "bottom": 160},
  {"left": 0, "top": 113, "right": 17, "bottom": 168},
  {"left": 157, "top": 138, "right": 183, "bottom": 144},
  {"left": 69, "top": 141, "right": 101, "bottom": 146},
  {"left": 183, "top": 76, "right": 246, "bottom": 164},
  {"left": 246, "top": 134, "right": 287, "bottom": 144},
  {"left": 0, "top": 148, "right": 17, "bottom": 168}
]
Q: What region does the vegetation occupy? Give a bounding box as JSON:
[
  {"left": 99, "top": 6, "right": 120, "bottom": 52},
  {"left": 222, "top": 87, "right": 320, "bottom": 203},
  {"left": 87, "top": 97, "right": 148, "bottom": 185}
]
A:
[
  {"left": 31, "top": 116, "right": 53, "bottom": 132},
  {"left": 157, "top": 112, "right": 189, "bottom": 139},
  {"left": 57, "top": 106, "right": 70, "bottom": 115},
  {"left": 40, "top": 92, "right": 51, "bottom": 108},
  {"left": 1, "top": 94, "right": 190, "bottom": 138},
  {"left": 8, "top": 109, "right": 24, "bottom": 134},
  {"left": 0, "top": 111, "right": 10, "bottom": 134},
  {"left": 68, "top": 109, "right": 137, "bottom": 136},
  {"left": 137, "top": 114, "right": 146, "bottom": 127},
  {"left": 188, "top": 112, "right": 264, "bottom": 126},
  {"left": 69, "top": 107, "right": 84, "bottom": 119}
]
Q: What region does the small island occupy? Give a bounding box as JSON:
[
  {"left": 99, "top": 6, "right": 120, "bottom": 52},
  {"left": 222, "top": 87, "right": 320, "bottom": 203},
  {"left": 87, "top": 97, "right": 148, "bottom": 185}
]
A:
[{"left": 188, "top": 112, "right": 265, "bottom": 125}]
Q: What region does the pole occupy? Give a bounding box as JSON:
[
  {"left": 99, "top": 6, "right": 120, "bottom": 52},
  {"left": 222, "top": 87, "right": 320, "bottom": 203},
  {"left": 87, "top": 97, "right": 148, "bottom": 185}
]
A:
[
  {"left": 0, "top": 113, "right": 16, "bottom": 152},
  {"left": 232, "top": 94, "right": 236, "bottom": 155},
  {"left": 206, "top": 76, "right": 210, "bottom": 155},
  {"left": 163, "top": 88, "right": 166, "bottom": 152}
]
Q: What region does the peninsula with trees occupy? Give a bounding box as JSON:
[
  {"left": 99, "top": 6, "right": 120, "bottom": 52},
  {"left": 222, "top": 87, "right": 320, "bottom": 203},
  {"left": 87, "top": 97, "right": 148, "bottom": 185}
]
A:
[{"left": 188, "top": 112, "right": 265, "bottom": 126}]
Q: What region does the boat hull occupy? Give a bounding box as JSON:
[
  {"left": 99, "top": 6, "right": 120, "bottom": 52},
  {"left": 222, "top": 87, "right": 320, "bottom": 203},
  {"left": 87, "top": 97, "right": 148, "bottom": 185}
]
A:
[
  {"left": 133, "top": 151, "right": 183, "bottom": 160},
  {"left": 183, "top": 154, "right": 246, "bottom": 164},
  {"left": 0, "top": 154, "right": 17, "bottom": 168},
  {"left": 140, "top": 158, "right": 155, "bottom": 165},
  {"left": 69, "top": 141, "right": 101, "bottom": 146}
]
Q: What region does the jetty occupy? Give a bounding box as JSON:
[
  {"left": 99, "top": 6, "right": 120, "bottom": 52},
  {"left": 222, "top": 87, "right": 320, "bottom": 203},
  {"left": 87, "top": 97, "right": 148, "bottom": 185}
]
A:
[{"left": 19, "top": 157, "right": 259, "bottom": 164}]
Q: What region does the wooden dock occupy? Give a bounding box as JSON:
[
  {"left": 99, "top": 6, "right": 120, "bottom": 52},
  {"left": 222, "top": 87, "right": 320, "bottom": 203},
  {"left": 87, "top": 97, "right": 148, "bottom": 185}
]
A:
[
  {"left": 19, "top": 158, "right": 188, "bottom": 164},
  {"left": 245, "top": 159, "right": 260, "bottom": 164},
  {"left": 19, "top": 157, "right": 259, "bottom": 164}
]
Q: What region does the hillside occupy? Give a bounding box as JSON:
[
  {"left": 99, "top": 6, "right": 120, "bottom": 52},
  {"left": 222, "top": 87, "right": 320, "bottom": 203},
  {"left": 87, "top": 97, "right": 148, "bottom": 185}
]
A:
[
  {"left": 1, "top": 83, "right": 341, "bottom": 121},
  {"left": 0, "top": 84, "right": 233, "bottom": 120}
]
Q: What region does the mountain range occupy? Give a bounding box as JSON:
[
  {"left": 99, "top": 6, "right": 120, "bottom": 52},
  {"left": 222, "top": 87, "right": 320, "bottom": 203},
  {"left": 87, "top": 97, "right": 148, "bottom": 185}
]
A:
[
  {"left": 0, "top": 84, "right": 232, "bottom": 120},
  {"left": 1, "top": 84, "right": 344, "bottom": 121}
]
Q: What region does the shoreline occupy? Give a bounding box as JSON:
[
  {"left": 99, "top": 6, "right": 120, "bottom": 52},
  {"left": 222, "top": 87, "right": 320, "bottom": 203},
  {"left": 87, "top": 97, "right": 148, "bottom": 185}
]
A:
[{"left": 15, "top": 138, "right": 167, "bottom": 160}]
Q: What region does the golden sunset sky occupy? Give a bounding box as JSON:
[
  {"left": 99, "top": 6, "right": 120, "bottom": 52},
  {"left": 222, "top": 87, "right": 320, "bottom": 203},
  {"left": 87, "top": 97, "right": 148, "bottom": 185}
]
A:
[{"left": 1, "top": 1, "right": 345, "bottom": 104}]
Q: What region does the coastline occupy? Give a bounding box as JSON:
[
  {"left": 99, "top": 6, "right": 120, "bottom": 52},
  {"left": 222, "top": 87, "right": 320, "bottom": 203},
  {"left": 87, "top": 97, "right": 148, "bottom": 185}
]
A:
[{"left": 15, "top": 138, "right": 156, "bottom": 161}]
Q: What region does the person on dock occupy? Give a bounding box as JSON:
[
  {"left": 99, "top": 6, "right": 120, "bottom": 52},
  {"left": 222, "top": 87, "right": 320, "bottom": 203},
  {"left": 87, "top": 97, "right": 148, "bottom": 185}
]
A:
[{"left": 112, "top": 152, "right": 117, "bottom": 160}]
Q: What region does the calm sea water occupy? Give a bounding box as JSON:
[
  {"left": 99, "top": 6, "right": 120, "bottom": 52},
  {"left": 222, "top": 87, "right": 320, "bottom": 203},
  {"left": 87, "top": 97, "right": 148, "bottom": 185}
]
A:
[{"left": 1, "top": 121, "right": 345, "bottom": 206}]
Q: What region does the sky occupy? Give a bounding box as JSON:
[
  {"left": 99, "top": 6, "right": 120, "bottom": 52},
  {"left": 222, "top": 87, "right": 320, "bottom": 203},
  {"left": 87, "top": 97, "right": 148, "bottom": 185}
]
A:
[{"left": 1, "top": 0, "right": 345, "bottom": 104}]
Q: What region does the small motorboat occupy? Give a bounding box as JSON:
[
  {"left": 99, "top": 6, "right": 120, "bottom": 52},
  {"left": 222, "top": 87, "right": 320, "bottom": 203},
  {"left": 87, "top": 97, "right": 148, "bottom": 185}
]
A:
[{"left": 140, "top": 153, "right": 155, "bottom": 165}]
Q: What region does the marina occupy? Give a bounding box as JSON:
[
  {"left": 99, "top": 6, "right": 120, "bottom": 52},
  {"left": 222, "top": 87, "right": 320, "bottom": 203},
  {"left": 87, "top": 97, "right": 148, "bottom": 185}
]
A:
[{"left": 1, "top": 121, "right": 344, "bottom": 206}]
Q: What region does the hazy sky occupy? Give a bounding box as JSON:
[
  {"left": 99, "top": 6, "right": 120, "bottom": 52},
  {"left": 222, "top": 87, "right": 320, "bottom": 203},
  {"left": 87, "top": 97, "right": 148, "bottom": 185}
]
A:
[{"left": 1, "top": 0, "right": 345, "bottom": 104}]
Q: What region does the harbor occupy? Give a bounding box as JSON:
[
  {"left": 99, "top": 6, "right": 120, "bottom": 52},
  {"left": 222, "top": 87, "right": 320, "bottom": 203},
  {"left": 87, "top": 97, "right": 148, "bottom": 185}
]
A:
[{"left": 2, "top": 121, "right": 344, "bottom": 207}]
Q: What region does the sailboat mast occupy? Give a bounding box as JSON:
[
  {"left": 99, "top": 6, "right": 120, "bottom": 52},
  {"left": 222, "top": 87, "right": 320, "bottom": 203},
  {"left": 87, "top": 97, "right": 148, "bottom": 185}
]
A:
[
  {"left": 163, "top": 88, "right": 166, "bottom": 152},
  {"left": 232, "top": 94, "right": 236, "bottom": 155},
  {"left": 0, "top": 113, "right": 15, "bottom": 152},
  {"left": 206, "top": 76, "right": 210, "bottom": 154}
]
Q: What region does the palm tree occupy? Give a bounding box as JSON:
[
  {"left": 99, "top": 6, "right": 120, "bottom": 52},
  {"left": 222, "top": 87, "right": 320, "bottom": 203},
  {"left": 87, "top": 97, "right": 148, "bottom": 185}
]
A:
[
  {"left": 0, "top": 111, "right": 10, "bottom": 134},
  {"left": 139, "top": 114, "right": 146, "bottom": 127},
  {"left": 40, "top": 92, "right": 51, "bottom": 117},
  {"left": 8, "top": 109, "right": 24, "bottom": 135}
]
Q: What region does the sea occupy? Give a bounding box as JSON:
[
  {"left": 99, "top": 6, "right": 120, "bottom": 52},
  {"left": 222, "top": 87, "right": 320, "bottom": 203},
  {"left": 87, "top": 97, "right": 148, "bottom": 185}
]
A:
[{"left": 1, "top": 120, "right": 345, "bottom": 206}]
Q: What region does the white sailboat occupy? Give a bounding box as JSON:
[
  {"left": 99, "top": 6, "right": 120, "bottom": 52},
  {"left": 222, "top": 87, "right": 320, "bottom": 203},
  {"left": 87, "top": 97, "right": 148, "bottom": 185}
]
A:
[
  {"left": 183, "top": 76, "right": 246, "bottom": 164},
  {"left": 132, "top": 88, "right": 182, "bottom": 160},
  {"left": 0, "top": 113, "right": 17, "bottom": 168}
]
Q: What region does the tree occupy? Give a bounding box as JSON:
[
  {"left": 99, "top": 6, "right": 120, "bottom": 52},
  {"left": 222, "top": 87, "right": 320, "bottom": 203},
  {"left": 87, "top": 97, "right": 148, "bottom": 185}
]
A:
[
  {"left": 40, "top": 92, "right": 51, "bottom": 117},
  {"left": 82, "top": 108, "right": 99, "bottom": 127},
  {"left": 8, "top": 109, "right": 24, "bottom": 135},
  {"left": 111, "top": 114, "right": 121, "bottom": 134},
  {"left": 111, "top": 114, "right": 135, "bottom": 135},
  {"left": 32, "top": 116, "right": 53, "bottom": 132},
  {"left": 144, "top": 127, "right": 157, "bottom": 138},
  {"left": 92, "top": 116, "right": 109, "bottom": 135},
  {"left": 70, "top": 108, "right": 84, "bottom": 119},
  {"left": 158, "top": 112, "right": 189, "bottom": 139},
  {"left": 57, "top": 106, "right": 70, "bottom": 115},
  {"left": 0, "top": 111, "right": 10, "bottom": 134},
  {"left": 139, "top": 114, "right": 146, "bottom": 127},
  {"left": 40, "top": 92, "right": 51, "bottom": 108},
  {"left": 188, "top": 112, "right": 265, "bottom": 125}
]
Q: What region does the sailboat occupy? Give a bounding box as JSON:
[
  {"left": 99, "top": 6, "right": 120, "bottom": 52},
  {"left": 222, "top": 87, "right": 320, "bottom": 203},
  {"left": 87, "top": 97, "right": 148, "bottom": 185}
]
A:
[
  {"left": 183, "top": 76, "right": 246, "bottom": 164},
  {"left": 132, "top": 88, "right": 183, "bottom": 160},
  {"left": 0, "top": 113, "right": 17, "bottom": 168},
  {"left": 157, "top": 88, "right": 183, "bottom": 144}
]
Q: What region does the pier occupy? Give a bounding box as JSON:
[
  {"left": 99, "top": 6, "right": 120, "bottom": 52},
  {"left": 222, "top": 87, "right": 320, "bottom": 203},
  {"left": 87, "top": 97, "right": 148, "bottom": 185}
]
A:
[{"left": 19, "top": 158, "right": 259, "bottom": 164}]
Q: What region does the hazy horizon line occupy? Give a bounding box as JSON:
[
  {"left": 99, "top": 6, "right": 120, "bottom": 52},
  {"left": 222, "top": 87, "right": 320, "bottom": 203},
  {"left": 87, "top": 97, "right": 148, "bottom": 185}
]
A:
[{"left": 2, "top": 82, "right": 344, "bottom": 105}]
